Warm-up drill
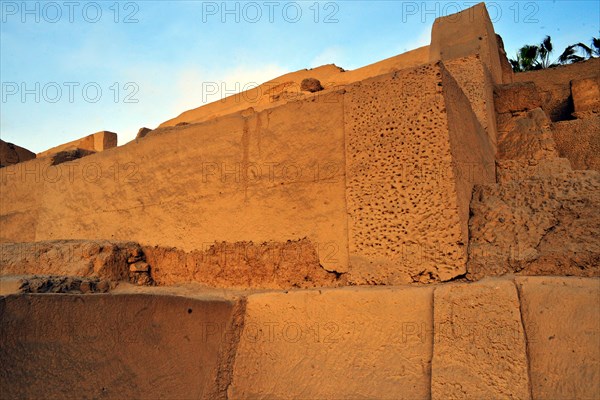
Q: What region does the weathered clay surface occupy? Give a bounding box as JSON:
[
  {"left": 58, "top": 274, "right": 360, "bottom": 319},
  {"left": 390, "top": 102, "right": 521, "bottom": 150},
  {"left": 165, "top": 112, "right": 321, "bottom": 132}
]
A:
[
  {"left": 552, "top": 116, "right": 600, "bottom": 171},
  {"left": 0, "top": 239, "right": 342, "bottom": 289},
  {"left": 494, "top": 82, "right": 542, "bottom": 114},
  {"left": 468, "top": 171, "right": 600, "bottom": 279},
  {"left": 431, "top": 279, "right": 530, "bottom": 399},
  {"left": 496, "top": 108, "right": 558, "bottom": 161},
  {"left": 17, "top": 275, "right": 112, "bottom": 293},
  {"left": 516, "top": 276, "right": 600, "bottom": 400},
  {"left": 0, "top": 139, "right": 35, "bottom": 167},
  {"left": 144, "top": 238, "right": 343, "bottom": 289},
  {"left": 496, "top": 158, "right": 572, "bottom": 184},
  {"left": 50, "top": 148, "right": 96, "bottom": 165},
  {"left": 229, "top": 286, "right": 434, "bottom": 399},
  {"left": 0, "top": 240, "right": 151, "bottom": 284}
]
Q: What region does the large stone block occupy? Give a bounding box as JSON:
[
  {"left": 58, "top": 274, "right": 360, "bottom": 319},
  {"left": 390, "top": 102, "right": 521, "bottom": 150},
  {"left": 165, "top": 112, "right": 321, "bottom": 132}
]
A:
[
  {"left": 494, "top": 82, "right": 542, "bottom": 114},
  {"left": 441, "top": 63, "right": 496, "bottom": 238},
  {"left": 468, "top": 171, "right": 600, "bottom": 280},
  {"left": 1, "top": 92, "right": 349, "bottom": 274},
  {"left": 552, "top": 116, "right": 600, "bottom": 171},
  {"left": 516, "top": 276, "right": 600, "bottom": 400},
  {"left": 429, "top": 3, "right": 504, "bottom": 84},
  {"left": 344, "top": 62, "right": 494, "bottom": 284},
  {"left": 229, "top": 286, "right": 434, "bottom": 399},
  {"left": 431, "top": 279, "right": 530, "bottom": 399},
  {"left": 0, "top": 293, "right": 240, "bottom": 399},
  {"left": 37, "top": 131, "right": 117, "bottom": 158},
  {"left": 443, "top": 55, "right": 498, "bottom": 152},
  {"left": 497, "top": 108, "right": 558, "bottom": 161},
  {"left": 571, "top": 77, "right": 600, "bottom": 115}
]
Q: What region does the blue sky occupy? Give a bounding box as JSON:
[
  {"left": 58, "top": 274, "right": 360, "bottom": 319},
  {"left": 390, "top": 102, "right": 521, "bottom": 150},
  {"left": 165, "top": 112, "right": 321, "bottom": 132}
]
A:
[{"left": 1, "top": 0, "right": 599, "bottom": 153}]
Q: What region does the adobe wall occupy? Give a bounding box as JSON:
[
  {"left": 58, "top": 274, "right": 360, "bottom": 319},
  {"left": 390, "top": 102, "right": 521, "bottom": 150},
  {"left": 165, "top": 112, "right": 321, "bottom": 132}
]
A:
[
  {"left": 229, "top": 285, "right": 435, "bottom": 399},
  {"left": 142, "top": 239, "right": 342, "bottom": 288},
  {"left": 441, "top": 63, "right": 496, "bottom": 239},
  {"left": 0, "top": 240, "right": 140, "bottom": 281},
  {"left": 1, "top": 91, "right": 349, "bottom": 273},
  {"left": 431, "top": 279, "right": 530, "bottom": 398},
  {"left": 442, "top": 56, "right": 498, "bottom": 152},
  {"left": 0, "top": 157, "right": 47, "bottom": 243},
  {"left": 0, "top": 239, "right": 343, "bottom": 289},
  {"left": 159, "top": 46, "right": 430, "bottom": 129},
  {"left": 347, "top": 45, "right": 430, "bottom": 80},
  {"left": 159, "top": 3, "right": 510, "bottom": 131},
  {"left": 429, "top": 3, "right": 504, "bottom": 85},
  {"left": 516, "top": 276, "right": 600, "bottom": 400},
  {"left": 228, "top": 277, "right": 600, "bottom": 399},
  {"left": 0, "top": 293, "right": 241, "bottom": 400},
  {"left": 2, "top": 60, "right": 494, "bottom": 286},
  {"left": 2, "top": 276, "right": 597, "bottom": 399},
  {"left": 344, "top": 62, "right": 494, "bottom": 284},
  {"left": 36, "top": 130, "right": 117, "bottom": 158},
  {"left": 513, "top": 58, "right": 600, "bottom": 121}
]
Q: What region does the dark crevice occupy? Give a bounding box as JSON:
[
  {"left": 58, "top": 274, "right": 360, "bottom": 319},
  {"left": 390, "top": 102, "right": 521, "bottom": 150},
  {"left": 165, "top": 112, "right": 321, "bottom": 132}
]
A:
[
  {"left": 513, "top": 278, "right": 535, "bottom": 400},
  {"left": 213, "top": 296, "right": 248, "bottom": 400},
  {"left": 319, "top": 264, "right": 346, "bottom": 281}
]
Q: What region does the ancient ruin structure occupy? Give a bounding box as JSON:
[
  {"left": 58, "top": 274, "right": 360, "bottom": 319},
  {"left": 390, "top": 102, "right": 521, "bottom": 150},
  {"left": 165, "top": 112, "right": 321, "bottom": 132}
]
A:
[{"left": 1, "top": 3, "right": 598, "bottom": 399}]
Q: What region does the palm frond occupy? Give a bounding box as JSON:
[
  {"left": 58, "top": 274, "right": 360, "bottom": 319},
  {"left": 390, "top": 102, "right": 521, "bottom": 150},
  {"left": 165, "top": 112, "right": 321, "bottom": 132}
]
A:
[
  {"left": 592, "top": 37, "right": 600, "bottom": 56},
  {"left": 574, "top": 42, "right": 592, "bottom": 58},
  {"left": 509, "top": 58, "right": 521, "bottom": 72},
  {"left": 521, "top": 45, "right": 538, "bottom": 61},
  {"left": 541, "top": 35, "right": 553, "bottom": 52},
  {"left": 558, "top": 45, "right": 576, "bottom": 63}
]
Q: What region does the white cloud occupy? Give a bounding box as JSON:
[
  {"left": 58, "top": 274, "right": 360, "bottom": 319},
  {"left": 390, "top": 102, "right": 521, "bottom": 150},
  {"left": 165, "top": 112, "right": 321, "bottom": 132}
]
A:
[
  {"left": 87, "top": 62, "right": 289, "bottom": 145},
  {"left": 399, "top": 28, "right": 431, "bottom": 53},
  {"left": 310, "top": 47, "right": 347, "bottom": 69},
  {"left": 172, "top": 64, "right": 289, "bottom": 112}
]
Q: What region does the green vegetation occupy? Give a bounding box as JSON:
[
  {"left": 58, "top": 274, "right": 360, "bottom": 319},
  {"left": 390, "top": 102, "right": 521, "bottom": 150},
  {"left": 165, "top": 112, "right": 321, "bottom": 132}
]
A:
[{"left": 509, "top": 36, "right": 600, "bottom": 72}]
